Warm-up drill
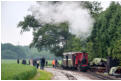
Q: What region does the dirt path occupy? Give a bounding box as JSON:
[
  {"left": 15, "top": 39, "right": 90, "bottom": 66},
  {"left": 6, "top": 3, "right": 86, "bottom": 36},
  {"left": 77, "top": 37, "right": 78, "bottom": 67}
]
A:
[
  {"left": 45, "top": 67, "right": 99, "bottom": 80},
  {"left": 31, "top": 70, "right": 40, "bottom": 80},
  {"left": 45, "top": 68, "right": 68, "bottom": 80}
]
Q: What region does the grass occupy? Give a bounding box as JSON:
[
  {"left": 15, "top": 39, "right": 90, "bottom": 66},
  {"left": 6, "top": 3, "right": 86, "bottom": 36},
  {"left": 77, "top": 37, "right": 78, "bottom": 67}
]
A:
[
  {"left": 31, "top": 69, "right": 53, "bottom": 80},
  {"left": 1, "top": 59, "right": 62, "bottom": 66},
  {"left": 1, "top": 59, "right": 61, "bottom": 80},
  {"left": 1, "top": 59, "right": 30, "bottom": 64},
  {"left": 1, "top": 60, "right": 37, "bottom": 80}
]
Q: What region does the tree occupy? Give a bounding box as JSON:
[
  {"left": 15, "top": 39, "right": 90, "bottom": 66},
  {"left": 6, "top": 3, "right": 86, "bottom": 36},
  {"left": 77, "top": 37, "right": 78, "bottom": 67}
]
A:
[
  {"left": 17, "top": 1, "right": 102, "bottom": 56},
  {"left": 1, "top": 43, "right": 60, "bottom": 60},
  {"left": 18, "top": 15, "right": 40, "bottom": 32},
  {"left": 2, "top": 50, "right": 18, "bottom": 59},
  {"left": 1, "top": 43, "right": 26, "bottom": 59},
  {"left": 86, "top": 2, "right": 121, "bottom": 62},
  {"left": 30, "top": 23, "right": 72, "bottom": 56},
  {"left": 81, "top": 1, "right": 102, "bottom": 18}
]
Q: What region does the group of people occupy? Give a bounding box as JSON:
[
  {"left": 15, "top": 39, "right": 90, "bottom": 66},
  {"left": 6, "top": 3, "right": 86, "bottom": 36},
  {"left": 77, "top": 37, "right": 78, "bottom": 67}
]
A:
[
  {"left": 17, "top": 58, "right": 59, "bottom": 69},
  {"left": 17, "top": 59, "right": 27, "bottom": 65},
  {"left": 17, "top": 57, "right": 47, "bottom": 70},
  {"left": 31, "top": 57, "right": 47, "bottom": 70}
]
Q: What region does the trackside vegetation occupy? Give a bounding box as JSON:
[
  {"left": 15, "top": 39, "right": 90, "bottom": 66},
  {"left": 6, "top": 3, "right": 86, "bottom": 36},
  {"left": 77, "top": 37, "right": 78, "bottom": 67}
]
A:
[
  {"left": 1, "top": 62, "right": 37, "bottom": 80},
  {"left": 31, "top": 70, "right": 53, "bottom": 80},
  {"left": 86, "top": 2, "right": 121, "bottom": 63}
]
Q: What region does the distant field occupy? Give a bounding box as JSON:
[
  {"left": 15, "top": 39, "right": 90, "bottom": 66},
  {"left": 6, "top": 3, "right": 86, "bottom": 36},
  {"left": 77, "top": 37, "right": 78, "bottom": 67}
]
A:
[
  {"left": 2, "top": 59, "right": 30, "bottom": 64},
  {"left": 1, "top": 59, "right": 62, "bottom": 66},
  {"left": 1, "top": 59, "right": 37, "bottom": 80}
]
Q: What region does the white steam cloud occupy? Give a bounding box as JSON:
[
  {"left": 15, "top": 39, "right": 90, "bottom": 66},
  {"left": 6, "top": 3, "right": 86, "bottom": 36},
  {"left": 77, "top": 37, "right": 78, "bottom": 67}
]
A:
[{"left": 29, "top": 1, "right": 94, "bottom": 39}]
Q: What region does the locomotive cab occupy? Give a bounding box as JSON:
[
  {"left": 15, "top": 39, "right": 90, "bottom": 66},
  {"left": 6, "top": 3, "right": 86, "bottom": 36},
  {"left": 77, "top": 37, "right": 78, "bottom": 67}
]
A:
[{"left": 75, "top": 52, "right": 88, "bottom": 72}]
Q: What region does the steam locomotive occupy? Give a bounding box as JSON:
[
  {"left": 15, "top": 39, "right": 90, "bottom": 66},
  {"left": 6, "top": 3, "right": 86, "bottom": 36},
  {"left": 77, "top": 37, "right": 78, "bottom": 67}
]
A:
[{"left": 62, "top": 52, "right": 88, "bottom": 72}]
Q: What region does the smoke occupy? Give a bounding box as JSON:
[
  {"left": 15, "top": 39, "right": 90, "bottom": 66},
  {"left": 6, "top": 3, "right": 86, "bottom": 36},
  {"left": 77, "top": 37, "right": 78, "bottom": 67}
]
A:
[{"left": 29, "top": 1, "right": 94, "bottom": 39}]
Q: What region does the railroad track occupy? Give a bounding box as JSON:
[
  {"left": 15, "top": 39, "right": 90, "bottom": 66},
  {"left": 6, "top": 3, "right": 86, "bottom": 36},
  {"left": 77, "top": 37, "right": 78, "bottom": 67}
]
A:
[
  {"left": 56, "top": 66, "right": 120, "bottom": 80},
  {"left": 61, "top": 72, "right": 77, "bottom": 80},
  {"left": 75, "top": 70, "right": 120, "bottom": 80},
  {"left": 75, "top": 70, "right": 121, "bottom": 80},
  {"left": 87, "top": 72, "right": 115, "bottom": 80}
]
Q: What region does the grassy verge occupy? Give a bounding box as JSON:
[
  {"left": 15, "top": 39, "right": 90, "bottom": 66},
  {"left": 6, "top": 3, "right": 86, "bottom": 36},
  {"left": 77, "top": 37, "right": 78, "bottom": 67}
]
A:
[
  {"left": 31, "top": 69, "right": 53, "bottom": 80},
  {"left": 1, "top": 60, "right": 37, "bottom": 80}
]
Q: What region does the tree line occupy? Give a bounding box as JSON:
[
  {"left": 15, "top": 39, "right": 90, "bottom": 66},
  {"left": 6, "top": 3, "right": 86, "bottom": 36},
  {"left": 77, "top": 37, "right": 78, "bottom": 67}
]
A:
[{"left": 1, "top": 43, "right": 61, "bottom": 60}]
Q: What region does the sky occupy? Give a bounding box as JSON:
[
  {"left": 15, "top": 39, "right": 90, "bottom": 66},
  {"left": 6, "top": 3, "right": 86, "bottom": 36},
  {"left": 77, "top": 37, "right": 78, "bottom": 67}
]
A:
[
  {"left": 1, "top": 1, "right": 111, "bottom": 46},
  {"left": 1, "top": 1, "right": 36, "bottom": 46}
]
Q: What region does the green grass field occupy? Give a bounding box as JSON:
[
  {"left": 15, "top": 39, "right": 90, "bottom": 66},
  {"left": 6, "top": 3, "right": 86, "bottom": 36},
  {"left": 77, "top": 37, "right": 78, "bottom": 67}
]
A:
[
  {"left": 1, "top": 59, "right": 37, "bottom": 80},
  {"left": 1, "top": 59, "right": 30, "bottom": 64},
  {"left": 1, "top": 59, "right": 56, "bottom": 80}
]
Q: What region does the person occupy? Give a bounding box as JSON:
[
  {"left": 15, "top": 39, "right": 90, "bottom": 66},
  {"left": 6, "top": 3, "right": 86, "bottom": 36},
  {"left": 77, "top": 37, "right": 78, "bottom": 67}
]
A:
[
  {"left": 28, "top": 59, "right": 30, "bottom": 65},
  {"left": 37, "top": 60, "right": 39, "bottom": 69},
  {"left": 33, "top": 59, "right": 37, "bottom": 67},
  {"left": 29, "top": 59, "right": 33, "bottom": 66},
  {"left": 17, "top": 59, "right": 19, "bottom": 64},
  {"left": 40, "top": 57, "right": 45, "bottom": 70},
  {"left": 52, "top": 59, "right": 55, "bottom": 68},
  {"left": 46, "top": 61, "right": 48, "bottom": 66},
  {"left": 22, "top": 59, "right": 26, "bottom": 65},
  {"left": 55, "top": 59, "right": 58, "bottom": 68}
]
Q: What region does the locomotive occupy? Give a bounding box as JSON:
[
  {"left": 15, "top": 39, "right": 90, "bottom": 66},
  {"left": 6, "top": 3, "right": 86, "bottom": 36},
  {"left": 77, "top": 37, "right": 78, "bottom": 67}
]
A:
[{"left": 62, "top": 52, "right": 89, "bottom": 72}]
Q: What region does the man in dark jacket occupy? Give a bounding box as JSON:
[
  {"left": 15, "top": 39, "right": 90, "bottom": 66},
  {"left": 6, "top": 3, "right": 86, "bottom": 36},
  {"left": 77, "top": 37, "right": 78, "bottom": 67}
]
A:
[
  {"left": 40, "top": 57, "right": 45, "bottom": 70},
  {"left": 33, "top": 59, "right": 37, "bottom": 67},
  {"left": 22, "top": 59, "right": 26, "bottom": 65},
  {"left": 55, "top": 59, "right": 58, "bottom": 68},
  {"left": 46, "top": 61, "right": 48, "bottom": 66},
  {"left": 17, "top": 59, "right": 19, "bottom": 64}
]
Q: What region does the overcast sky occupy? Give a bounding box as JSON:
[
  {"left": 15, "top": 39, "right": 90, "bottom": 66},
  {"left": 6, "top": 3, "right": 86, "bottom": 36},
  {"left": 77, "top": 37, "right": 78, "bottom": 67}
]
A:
[{"left": 1, "top": 1, "right": 111, "bottom": 46}]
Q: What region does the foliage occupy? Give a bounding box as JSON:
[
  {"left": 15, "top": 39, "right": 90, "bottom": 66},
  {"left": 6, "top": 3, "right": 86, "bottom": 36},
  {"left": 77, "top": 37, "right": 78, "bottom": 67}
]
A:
[
  {"left": 86, "top": 2, "right": 121, "bottom": 62},
  {"left": 1, "top": 60, "right": 37, "bottom": 80},
  {"left": 2, "top": 50, "right": 18, "bottom": 59},
  {"left": 17, "top": 1, "right": 121, "bottom": 63},
  {"left": 18, "top": 15, "right": 73, "bottom": 56},
  {"left": 17, "top": 15, "right": 40, "bottom": 32},
  {"left": 1, "top": 43, "right": 61, "bottom": 60},
  {"left": 29, "top": 23, "right": 72, "bottom": 56},
  {"left": 64, "top": 36, "right": 82, "bottom": 52},
  {"left": 81, "top": 1, "right": 102, "bottom": 18},
  {"left": 17, "top": 1, "right": 102, "bottom": 57},
  {"left": 1, "top": 43, "right": 26, "bottom": 59}
]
